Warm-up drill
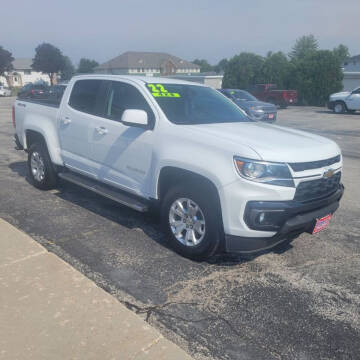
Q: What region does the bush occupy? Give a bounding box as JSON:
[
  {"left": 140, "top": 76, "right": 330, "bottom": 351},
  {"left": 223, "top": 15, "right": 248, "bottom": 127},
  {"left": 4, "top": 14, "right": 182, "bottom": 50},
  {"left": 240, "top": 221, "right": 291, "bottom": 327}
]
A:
[{"left": 290, "top": 50, "right": 343, "bottom": 106}]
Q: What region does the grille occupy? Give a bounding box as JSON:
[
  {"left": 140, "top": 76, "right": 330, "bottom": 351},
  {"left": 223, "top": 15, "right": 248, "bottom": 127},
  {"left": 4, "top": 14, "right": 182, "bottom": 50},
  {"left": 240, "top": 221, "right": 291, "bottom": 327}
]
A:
[
  {"left": 294, "top": 172, "right": 341, "bottom": 202},
  {"left": 261, "top": 106, "right": 277, "bottom": 114},
  {"left": 289, "top": 155, "right": 341, "bottom": 172}
]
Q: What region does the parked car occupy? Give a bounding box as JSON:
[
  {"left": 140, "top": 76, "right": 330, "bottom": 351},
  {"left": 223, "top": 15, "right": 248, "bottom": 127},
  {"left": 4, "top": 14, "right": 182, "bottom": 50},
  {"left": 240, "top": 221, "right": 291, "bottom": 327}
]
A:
[
  {"left": 219, "top": 89, "right": 277, "bottom": 122},
  {"left": 17, "top": 83, "right": 49, "bottom": 99},
  {"left": 0, "top": 85, "right": 11, "bottom": 97},
  {"left": 47, "top": 84, "right": 67, "bottom": 103},
  {"left": 248, "top": 84, "right": 297, "bottom": 108},
  {"left": 12, "top": 75, "right": 344, "bottom": 260},
  {"left": 328, "top": 86, "right": 360, "bottom": 113}
]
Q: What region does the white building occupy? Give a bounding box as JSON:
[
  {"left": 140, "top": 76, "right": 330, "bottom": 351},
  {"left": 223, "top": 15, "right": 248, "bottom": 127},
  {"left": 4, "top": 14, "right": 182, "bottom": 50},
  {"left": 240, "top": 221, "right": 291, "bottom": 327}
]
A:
[
  {"left": 95, "top": 51, "right": 200, "bottom": 76},
  {"left": 342, "top": 72, "right": 360, "bottom": 91},
  {"left": 167, "top": 73, "right": 223, "bottom": 89},
  {"left": 0, "top": 58, "right": 50, "bottom": 87}
]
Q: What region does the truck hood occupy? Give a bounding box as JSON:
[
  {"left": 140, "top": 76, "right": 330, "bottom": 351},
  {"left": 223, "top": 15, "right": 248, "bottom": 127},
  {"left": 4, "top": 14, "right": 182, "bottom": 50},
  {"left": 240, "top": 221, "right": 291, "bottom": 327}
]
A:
[
  {"left": 330, "top": 91, "right": 350, "bottom": 99},
  {"left": 186, "top": 122, "right": 340, "bottom": 163}
]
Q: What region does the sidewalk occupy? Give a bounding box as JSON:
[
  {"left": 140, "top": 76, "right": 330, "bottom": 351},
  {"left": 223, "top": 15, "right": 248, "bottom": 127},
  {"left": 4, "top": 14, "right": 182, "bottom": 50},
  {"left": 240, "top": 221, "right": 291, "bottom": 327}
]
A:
[{"left": 0, "top": 218, "right": 193, "bottom": 360}]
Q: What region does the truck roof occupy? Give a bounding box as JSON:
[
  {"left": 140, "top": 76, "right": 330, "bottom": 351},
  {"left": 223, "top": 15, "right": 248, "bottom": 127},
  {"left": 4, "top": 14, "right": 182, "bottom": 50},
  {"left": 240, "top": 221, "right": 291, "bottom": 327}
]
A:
[{"left": 70, "top": 74, "right": 205, "bottom": 87}]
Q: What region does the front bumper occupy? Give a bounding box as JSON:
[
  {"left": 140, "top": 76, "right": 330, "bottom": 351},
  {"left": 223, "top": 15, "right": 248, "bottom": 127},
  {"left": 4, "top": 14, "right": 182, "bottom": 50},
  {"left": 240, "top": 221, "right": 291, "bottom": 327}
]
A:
[
  {"left": 225, "top": 185, "right": 344, "bottom": 254},
  {"left": 253, "top": 112, "right": 277, "bottom": 123}
]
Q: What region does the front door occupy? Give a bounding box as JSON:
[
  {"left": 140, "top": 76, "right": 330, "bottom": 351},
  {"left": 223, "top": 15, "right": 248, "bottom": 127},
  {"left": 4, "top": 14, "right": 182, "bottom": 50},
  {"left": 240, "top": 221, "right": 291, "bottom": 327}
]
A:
[
  {"left": 347, "top": 87, "right": 360, "bottom": 110},
  {"left": 90, "top": 80, "right": 156, "bottom": 196}
]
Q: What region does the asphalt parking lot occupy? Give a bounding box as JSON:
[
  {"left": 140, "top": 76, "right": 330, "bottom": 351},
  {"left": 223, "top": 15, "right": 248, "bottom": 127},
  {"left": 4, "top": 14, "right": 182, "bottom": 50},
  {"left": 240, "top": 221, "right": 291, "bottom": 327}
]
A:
[{"left": 1, "top": 97, "right": 359, "bottom": 360}]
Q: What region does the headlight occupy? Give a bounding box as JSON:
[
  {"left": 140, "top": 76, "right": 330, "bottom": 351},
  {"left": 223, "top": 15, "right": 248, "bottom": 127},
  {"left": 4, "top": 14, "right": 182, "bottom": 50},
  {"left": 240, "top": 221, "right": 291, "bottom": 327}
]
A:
[
  {"left": 234, "top": 157, "right": 294, "bottom": 187},
  {"left": 250, "top": 107, "right": 264, "bottom": 116}
]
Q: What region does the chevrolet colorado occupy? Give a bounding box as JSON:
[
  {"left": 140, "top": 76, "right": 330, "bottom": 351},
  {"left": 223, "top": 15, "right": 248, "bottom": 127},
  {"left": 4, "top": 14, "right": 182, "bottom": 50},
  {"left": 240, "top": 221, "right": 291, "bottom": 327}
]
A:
[{"left": 12, "top": 75, "right": 344, "bottom": 260}]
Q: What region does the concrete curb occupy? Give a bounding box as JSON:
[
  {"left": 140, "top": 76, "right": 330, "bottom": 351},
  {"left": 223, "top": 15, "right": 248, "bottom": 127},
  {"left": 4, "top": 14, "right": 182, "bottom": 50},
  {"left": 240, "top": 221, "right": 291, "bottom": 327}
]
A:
[{"left": 0, "top": 218, "right": 193, "bottom": 360}]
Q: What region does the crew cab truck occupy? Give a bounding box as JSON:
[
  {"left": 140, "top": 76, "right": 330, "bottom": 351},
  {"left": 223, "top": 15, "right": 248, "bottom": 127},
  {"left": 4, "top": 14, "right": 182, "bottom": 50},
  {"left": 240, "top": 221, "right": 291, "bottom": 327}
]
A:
[
  {"left": 248, "top": 84, "right": 298, "bottom": 108},
  {"left": 328, "top": 86, "right": 360, "bottom": 113},
  {"left": 13, "top": 75, "right": 344, "bottom": 260}
]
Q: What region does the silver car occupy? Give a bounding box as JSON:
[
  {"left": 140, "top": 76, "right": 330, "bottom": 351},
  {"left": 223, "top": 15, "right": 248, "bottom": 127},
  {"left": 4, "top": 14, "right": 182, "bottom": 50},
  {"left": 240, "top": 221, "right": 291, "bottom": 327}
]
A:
[{"left": 0, "top": 85, "right": 11, "bottom": 97}]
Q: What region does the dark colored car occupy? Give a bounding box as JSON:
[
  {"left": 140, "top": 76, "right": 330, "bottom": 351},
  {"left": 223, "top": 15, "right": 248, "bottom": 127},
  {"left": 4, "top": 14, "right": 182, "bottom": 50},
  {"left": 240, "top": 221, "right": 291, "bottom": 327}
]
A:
[
  {"left": 247, "top": 84, "right": 297, "bottom": 108},
  {"left": 48, "top": 84, "right": 67, "bottom": 103},
  {"left": 219, "top": 89, "right": 277, "bottom": 123},
  {"left": 18, "top": 83, "right": 49, "bottom": 99}
]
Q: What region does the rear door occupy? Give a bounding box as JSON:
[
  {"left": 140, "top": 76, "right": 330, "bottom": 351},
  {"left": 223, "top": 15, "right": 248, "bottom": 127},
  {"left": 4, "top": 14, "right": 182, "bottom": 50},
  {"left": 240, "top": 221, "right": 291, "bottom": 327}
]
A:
[
  {"left": 90, "top": 80, "right": 156, "bottom": 196},
  {"left": 58, "top": 79, "right": 107, "bottom": 177}
]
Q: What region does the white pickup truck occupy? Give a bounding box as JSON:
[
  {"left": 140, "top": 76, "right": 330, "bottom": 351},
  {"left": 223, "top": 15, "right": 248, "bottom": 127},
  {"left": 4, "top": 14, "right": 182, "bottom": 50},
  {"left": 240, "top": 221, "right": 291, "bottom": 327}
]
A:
[
  {"left": 13, "top": 75, "right": 344, "bottom": 259},
  {"left": 328, "top": 86, "right": 360, "bottom": 113}
]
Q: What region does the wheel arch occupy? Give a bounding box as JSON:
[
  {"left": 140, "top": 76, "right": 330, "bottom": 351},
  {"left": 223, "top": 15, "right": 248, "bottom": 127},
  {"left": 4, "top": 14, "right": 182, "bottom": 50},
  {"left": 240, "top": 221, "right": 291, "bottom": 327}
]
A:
[{"left": 157, "top": 166, "right": 223, "bottom": 217}]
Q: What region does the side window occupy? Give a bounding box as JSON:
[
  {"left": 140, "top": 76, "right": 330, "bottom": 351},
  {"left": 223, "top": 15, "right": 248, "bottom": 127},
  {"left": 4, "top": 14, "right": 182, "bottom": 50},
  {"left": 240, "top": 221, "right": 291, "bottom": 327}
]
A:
[
  {"left": 69, "top": 80, "right": 104, "bottom": 115},
  {"left": 106, "top": 81, "right": 154, "bottom": 124},
  {"left": 353, "top": 87, "right": 360, "bottom": 94}
]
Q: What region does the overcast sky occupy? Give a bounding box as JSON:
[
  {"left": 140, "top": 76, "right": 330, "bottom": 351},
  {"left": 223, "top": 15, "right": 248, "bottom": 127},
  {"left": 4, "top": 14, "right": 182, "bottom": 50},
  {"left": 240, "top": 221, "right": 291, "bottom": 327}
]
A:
[{"left": 2, "top": 0, "right": 359, "bottom": 66}]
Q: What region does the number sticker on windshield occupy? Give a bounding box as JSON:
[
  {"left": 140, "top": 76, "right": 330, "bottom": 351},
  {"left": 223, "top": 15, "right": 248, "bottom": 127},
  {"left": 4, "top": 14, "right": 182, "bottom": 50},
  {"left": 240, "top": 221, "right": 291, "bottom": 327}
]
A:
[{"left": 147, "top": 84, "right": 180, "bottom": 98}]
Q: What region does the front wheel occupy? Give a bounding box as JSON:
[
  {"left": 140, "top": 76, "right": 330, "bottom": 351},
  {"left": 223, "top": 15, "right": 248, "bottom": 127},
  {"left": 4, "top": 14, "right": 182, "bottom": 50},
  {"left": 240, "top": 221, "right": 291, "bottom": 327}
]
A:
[
  {"left": 27, "top": 142, "right": 57, "bottom": 190},
  {"left": 333, "top": 101, "right": 346, "bottom": 114},
  {"left": 161, "top": 184, "right": 222, "bottom": 260}
]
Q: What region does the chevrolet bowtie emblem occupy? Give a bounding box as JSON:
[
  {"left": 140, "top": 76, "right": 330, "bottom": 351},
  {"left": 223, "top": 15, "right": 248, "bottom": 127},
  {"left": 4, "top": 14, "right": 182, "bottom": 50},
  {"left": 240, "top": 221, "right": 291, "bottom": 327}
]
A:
[{"left": 323, "top": 169, "right": 335, "bottom": 178}]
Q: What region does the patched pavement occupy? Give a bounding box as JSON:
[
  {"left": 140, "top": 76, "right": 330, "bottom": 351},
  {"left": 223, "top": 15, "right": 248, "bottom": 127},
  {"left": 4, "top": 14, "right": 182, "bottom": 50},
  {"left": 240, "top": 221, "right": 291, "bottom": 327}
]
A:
[{"left": 1, "top": 97, "right": 359, "bottom": 359}]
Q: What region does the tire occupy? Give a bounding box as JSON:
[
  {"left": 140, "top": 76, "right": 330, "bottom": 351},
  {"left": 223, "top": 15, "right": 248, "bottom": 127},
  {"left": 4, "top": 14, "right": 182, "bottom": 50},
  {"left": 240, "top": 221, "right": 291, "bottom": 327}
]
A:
[
  {"left": 27, "top": 142, "right": 57, "bottom": 190},
  {"left": 333, "top": 101, "right": 346, "bottom": 114},
  {"left": 161, "top": 184, "right": 222, "bottom": 260}
]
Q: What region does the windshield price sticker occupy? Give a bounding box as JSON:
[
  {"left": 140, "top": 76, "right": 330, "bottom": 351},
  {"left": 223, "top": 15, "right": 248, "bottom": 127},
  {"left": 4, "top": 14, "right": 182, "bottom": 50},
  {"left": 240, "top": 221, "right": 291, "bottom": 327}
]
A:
[{"left": 147, "top": 84, "right": 181, "bottom": 98}]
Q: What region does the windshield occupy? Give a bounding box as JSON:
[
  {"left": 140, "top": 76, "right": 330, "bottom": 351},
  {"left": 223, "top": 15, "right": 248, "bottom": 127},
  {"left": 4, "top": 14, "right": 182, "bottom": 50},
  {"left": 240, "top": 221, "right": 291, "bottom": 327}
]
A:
[
  {"left": 146, "top": 83, "right": 251, "bottom": 124},
  {"left": 228, "top": 90, "right": 257, "bottom": 101}
]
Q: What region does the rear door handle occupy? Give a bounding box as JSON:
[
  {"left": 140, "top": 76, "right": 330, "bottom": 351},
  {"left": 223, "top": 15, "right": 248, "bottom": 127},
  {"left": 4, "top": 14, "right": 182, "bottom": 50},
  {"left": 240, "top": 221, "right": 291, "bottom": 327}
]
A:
[
  {"left": 62, "top": 117, "right": 72, "bottom": 125},
  {"left": 95, "top": 126, "right": 108, "bottom": 135}
]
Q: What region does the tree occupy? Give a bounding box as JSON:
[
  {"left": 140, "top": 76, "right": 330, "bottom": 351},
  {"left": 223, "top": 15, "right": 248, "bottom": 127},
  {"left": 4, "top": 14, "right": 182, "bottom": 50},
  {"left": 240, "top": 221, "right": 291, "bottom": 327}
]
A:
[
  {"left": 222, "top": 52, "right": 264, "bottom": 89},
  {"left": 192, "top": 59, "right": 213, "bottom": 73},
  {"left": 214, "top": 58, "right": 228, "bottom": 74},
  {"left": 32, "top": 43, "right": 66, "bottom": 85},
  {"left": 333, "top": 44, "right": 350, "bottom": 64},
  {"left": 289, "top": 35, "right": 318, "bottom": 60},
  {"left": 0, "top": 46, "right": 14, "bottom": 87},
  {"left": 60, "top": 56, "right": 75, "bottom": 81},
  {"left": 260, "top": 52, "right": 292, "bottom": 89},
  {"left": 291, "top": 50, "right": 343, "bottom": 106},
  {"left": 77, "top": 58, "right": 99, "bottom": 74}
]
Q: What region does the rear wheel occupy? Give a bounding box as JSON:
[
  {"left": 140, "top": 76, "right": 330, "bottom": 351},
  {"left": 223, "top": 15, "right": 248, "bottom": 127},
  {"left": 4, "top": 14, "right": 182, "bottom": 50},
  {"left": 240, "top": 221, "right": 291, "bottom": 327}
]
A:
[
  {"left": 27, "top": 142, "right": 57, "bottom": 190},
  {"left": 161, "top": 184, "right": 222, "bottom": 260},
  {"left": 333, "top": 101, "right": 346, "bottom": 114}
]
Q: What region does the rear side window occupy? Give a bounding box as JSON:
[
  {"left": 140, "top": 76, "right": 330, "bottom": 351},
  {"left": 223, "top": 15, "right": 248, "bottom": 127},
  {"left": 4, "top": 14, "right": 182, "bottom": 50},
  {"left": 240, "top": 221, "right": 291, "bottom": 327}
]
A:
[
  {"left": 106, "top": 81, "right": 154, "bottom": 124},
  {"left": 69, "top": 80, "right": 104, "bottom": 115}
]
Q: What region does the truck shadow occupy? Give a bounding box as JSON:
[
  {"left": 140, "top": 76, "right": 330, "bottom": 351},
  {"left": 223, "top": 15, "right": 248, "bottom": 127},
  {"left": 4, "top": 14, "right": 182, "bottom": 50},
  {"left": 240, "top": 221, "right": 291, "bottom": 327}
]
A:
[{"left": 8, "top": 160, "right": 292, "bottom": 265}]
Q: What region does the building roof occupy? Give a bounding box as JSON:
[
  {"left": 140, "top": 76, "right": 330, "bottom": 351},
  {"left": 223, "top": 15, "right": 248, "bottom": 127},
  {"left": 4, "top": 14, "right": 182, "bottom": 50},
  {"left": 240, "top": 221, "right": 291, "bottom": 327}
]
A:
[
  {"left": 344, "top": 55, "right": 360, "bottom": 64},
  {"left": 96, "top": 51, "right": 200, "bottom": 71},
  {"left": 12, "top": 58, "right": 33, "bottom": 70}
]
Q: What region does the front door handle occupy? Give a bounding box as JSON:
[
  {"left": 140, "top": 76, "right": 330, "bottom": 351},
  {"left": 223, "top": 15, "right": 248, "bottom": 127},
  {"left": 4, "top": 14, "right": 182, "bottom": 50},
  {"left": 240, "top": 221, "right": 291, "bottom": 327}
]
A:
[
  {"left": 62, "top": 117, "right": 72, "bottom": 125},
  {"left": 95, "top": 126, "right": 108, "bottom": 135}
]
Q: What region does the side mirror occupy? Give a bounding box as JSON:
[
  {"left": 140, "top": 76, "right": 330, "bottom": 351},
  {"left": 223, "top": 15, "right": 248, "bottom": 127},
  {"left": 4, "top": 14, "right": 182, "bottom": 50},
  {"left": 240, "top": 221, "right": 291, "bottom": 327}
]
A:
[{"left": 121, "top": 109, "right": 148, "bottom": 128}]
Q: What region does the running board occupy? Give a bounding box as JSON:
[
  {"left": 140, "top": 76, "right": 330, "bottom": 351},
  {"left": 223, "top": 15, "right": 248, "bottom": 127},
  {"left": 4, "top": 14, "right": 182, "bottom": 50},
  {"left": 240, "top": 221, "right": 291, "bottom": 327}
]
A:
[{"left": 58, "top": 171, "right": 149, "bottom": 212}]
